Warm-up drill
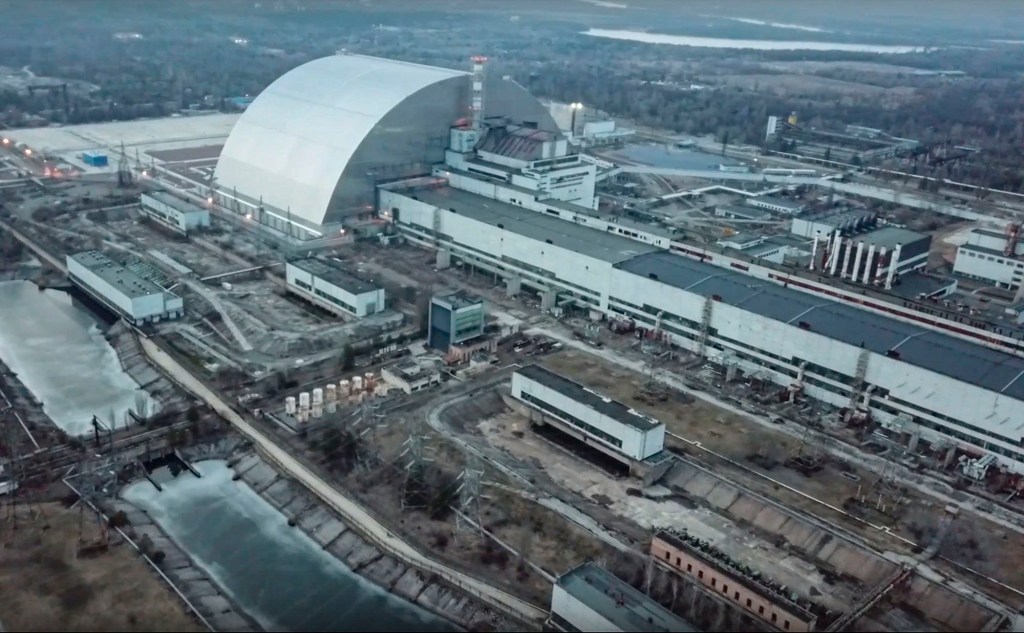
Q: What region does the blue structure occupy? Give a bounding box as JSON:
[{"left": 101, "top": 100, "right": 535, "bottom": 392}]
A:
[
  {"left": 81, "top": 152, "right": 109, "bottom": 167},
  {"left": 427, "top": 292, "right": 485, "bottom": 351}
]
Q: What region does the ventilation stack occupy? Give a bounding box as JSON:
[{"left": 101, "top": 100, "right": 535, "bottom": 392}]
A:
[{"left": 470, "top": 55, "right": 488, "bottom": 131}]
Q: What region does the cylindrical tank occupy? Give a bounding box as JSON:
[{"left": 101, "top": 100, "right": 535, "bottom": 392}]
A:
[
  {"left": 325, "top": 384, "right": 337, "bottom": 401},
  {"left": 285, "top": 396, "right": 297, "bottom": 415},
  {"left": 364, "top": 372, "right": 375, "bottom": 391},
  {"left": 339, "top": 379, "right": 351, "bottom": 396},
  {"left": 353, "top": 376, "right": 363, "bottom": 392},
  {"left": 299, "top": 391, "right": 311, "bottom": 412},
  {"left": 312, "top": 388, "right": 324, "bottom": 406}
]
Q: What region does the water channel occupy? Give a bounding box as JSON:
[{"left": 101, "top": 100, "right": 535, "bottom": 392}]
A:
[
  {"left": 0, "top": 280, "right": 154, "bottom": 435},
  {"left": 123, "top": 460, "right": 453, "bottom": 632},
  {"left": 583, "top": 28, "right": 926, "bottom": 53}
]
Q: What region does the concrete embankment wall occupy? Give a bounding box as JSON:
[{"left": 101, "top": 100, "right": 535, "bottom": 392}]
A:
[
  {"left": 666, "top": 459, "right": 1000, "bottom": 630},
  {"left": 107, "top": 323, "right": 188, "bottom": 411},
  {"left": 230, "top": 450, "right": 519, "bottom": 631},
  {"left": 107, "top": 438, "right": 257, "bottom": 632}
]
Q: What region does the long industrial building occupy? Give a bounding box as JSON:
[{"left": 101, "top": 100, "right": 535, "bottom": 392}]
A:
[
  {"left": 511, "top": 365, "right": 666, "bottom": 464},
  {"left": 384, "top": 177, "right": 1024, "bottom": 475},
  {"left": 67, "top": 251, "right": 184, "bottom": 324}
]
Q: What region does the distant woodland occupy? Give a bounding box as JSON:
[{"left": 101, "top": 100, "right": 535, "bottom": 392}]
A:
[{"left": 1, "top": 0, "right": 1023, "bottom": 191}]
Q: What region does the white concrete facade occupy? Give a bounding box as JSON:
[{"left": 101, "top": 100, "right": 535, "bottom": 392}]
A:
[
  {"left": 140, "top": 192, "right": 210, "bottom": 235},
  {"left": 433, "top": 168, "right": 669, "bottom": 248},
  {"left": 385, "top": 188, "right": 1024, "bottom": 473},
  {"left": 67, "top": 252, "right": 184, "bottom": 324},
  {"left": 381, "top": 362, "right": 441, "bottom": 394},
  {"left": 443, "top": 151, "right": 598, "bottom": 210},
  {"left": 285, "top": 261, "right": 384, "bottom": 318},
  {"left": 511, "top": 369, "right": 665, "bottom": 461}
]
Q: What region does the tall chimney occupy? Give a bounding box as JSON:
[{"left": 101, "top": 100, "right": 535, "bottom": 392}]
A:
[
  {"left": 470, "top": 55, "right": 488, "bottom": 131},
  {"left": 862, "top": 244, "right": 876, "bottom": 283},
  {"left": 852, "top": 241, "right": 865, "bottom": 283},
  {"left": 885, "top": 244, "right": 902, "bottom": 289}
]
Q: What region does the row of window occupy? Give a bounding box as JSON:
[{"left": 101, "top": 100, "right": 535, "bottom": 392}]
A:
[
  {"left": 662, "top": 550, "right": 800, "bottom": 631},
  {"left": 518, "top": 391, "right": 624, "bottom": 449},
  {"left": 312, "top": 287, "right": 356, "bottom": 314},
  {"left": 960, "top": 248, "right": 1024, "bottom": 269}
]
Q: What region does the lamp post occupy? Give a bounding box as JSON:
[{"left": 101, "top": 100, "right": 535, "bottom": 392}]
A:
[{"left": 569, "top": 102, "right": 584, "bottom": 139}]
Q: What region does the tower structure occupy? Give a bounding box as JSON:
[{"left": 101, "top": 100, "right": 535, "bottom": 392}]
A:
[{"left": 470, "top": 55, "right": 488, "bottom": 132}]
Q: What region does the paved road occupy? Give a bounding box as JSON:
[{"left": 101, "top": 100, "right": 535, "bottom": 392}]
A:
[{"left": 138, "top": 337, "right": 548, "bottom": 625}]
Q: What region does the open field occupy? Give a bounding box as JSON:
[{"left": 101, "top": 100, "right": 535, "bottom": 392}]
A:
[{"left": 0, "top": 502, "right": 203, "bottom": 632}]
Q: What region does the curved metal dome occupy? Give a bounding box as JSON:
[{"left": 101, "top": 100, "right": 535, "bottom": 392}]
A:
[{"left": 214, "top": 54, "right": 560, "bottom": 232}]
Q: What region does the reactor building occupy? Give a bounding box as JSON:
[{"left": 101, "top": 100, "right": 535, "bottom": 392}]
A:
[{"left": 212, "top": 53, "right": 561, "bottom": 241}]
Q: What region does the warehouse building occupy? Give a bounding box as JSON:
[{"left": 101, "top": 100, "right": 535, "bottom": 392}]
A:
[
  {"left": 285, "top": 258, "right": 384, "bottom": 318},
  {"left": 549, "top": 562, "right": 697, "bottom": 632},
  {"left": 213, "top": 53, "right": 561, "bottom": 239},
  {"left": 511, "top": 365, "right": 666, "bottom": 465},
  {"left": 652, "top": 530, "right": 818, "bottom": 632},
  {"left": 384, "top": 181, "right": 1024, "bottom": 474},
  {"left": 427, "top": 291, "right": 485, "bottom": 351},
  {"left": 66, "top": 251, "right": 184, "bottom": 324},
  {"left": 952, "top": 228, "right": 1024, "bottom": 292},
  {"left": 140, "top": 191, "right": 211, "bottom": 235},
  {"left": 747, "top": 195, "right": 806, "bottom": 215}
]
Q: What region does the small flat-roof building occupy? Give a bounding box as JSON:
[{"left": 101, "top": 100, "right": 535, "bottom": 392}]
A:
[
  {"left": 285, "top": 258, "right": 384, "bottom": 318},
  {"left": 381, "top": 361, "right": 441, "bottom": 394},
  {"left": 66, "top": 251, "right": 184, "bottom": 324},
  {"left": 953, "top": 228, "right": 1024, "bottom": 292},
  {"left": 550, "top": 562, "right": 698, "bottom": 632},
  {"left": 140, "top": 190, "right": 211, "bottom": 235},
  {"left": 747, "top": 195, "right": 805, "bottom": 215},
  {"left": 511, "top": 365, "right": 665, "bottom": 464}
]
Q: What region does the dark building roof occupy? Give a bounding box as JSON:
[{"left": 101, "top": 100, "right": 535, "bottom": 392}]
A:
[
  {"left": 516, "top": 365, "right": 662, "bottom": 432},
  {"left": 556, "top": 562, "right": 698, "bottom": 633},
  {"left": 477, "top": 124, "right": 558, "bottom": 162},
  {"left": 617, "top": 251, "right": 1024, "bottom": 401},
  {"left": 288, "top": 258, "right": 380, "bottom": 295}
]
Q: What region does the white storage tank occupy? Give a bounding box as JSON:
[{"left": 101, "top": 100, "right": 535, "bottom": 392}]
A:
[
  {"left": 364, "top": 371, "right": 375, "bottom": 391},
  {"left": 339, "top": 379, "right": 351, "bottom": 396},
  {"left": 299, "top": 391, "right": 311, "bottom": 413},
  {"left": 285, "top": 396, "right": 297, "bottom": 415},
  {"left": 312, "top": 388, "right": 324, "bottom": 406},
  {"left": 326, "top": 384, "right": 337, "bottom": 414},
  {"left": 353, "top": 376, "right": 363, "bottom": 392}
]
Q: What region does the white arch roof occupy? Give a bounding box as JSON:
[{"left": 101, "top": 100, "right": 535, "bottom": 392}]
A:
[{"left": 214, "top": 54, "right": 467, "bottom": 228}]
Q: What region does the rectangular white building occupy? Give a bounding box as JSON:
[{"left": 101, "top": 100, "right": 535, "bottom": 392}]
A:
[
  {"left": 140, "top": 191, "right": 210, "bottom": 235},
  {"left": 550, "top": 563, "right": 697, "bottom": 633},
  {"left": 285, "top": 258, "right": 384, "bottom": 318},
  {"left": 953, "top": 228, "right": 1024, "bottom": 291},
  {"left": 67, "top": 251, "right": 184, "bottom": 324},
  {"left": 511, "top": 365, "right": 666, "bottom": 462},
  {"left": 747, "top": 195, "right": 806, "bottom": 215}
]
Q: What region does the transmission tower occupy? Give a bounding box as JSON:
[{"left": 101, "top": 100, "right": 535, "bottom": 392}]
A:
[
  {"left": 455, "top": 456, "right": 484, "bottom": 533},
  {"left": 117, "top": 142, "right": 134, "bottom": 188},
  {"left": 399, "top": 419, "right": 434, "bottom": 510}
]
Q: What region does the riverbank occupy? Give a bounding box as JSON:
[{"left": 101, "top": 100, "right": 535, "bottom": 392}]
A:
[
  {"left": 0, "top": 499, "right": 205, "bottom": 632},
  {"left": 105, "top": 437, "right": 258, "bottom": 632},
  {"left": 231, "top": 448, "right": 516, "bottom": 631}
]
